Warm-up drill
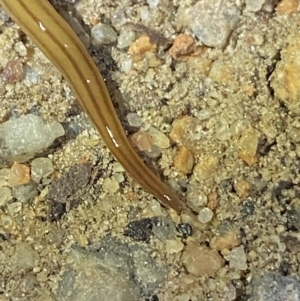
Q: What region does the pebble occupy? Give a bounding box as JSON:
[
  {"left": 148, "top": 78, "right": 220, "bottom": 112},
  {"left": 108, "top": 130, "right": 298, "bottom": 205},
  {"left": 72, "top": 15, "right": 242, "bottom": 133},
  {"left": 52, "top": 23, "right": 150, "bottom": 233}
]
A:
[
  {"left": 173, "top": 147, "right": 194, "bottom": 175},
  {"left": 276, "top": 0, "right": 298, "bottom": 14},
  {"left": 165, "top": 239, "right": 184, "bottom": 254},
  {"left": 36, "top": 270, "right": 48, "bottom": 282},
  {"left": 0, "top": 186, "right": 12, "bottom": 206},
  {"left": 169, "top": 34, "right": 197, "bottom": 61},
  {"left": 126, "top": 112, "right": 142, "bottom": 127},
  {"left": 147, "top": 127, "right": 170, "bottom": 149},
  {"left": 180, "top": 0, "right": 240, "bottom": 48},
  {"left": 12, "top": 182, "right": 38, "bottom": 203},
  {"left": 102, "top": 178, "right": 120, "bottom": 194},
  {"left": 181, "top": 243, "right": 225, "bottom": 277},
  {"left": 224, "top": 245, "right": 247, "bottom": 270},
  {"left": 30, "top": 157, "right": 54, "bottom": 183},
  {"left": 57, "top": 246, "right": 141, "bottom": 301},
  {"left": 193, "top": 155, "right": 219, "bottom": 180},
  {"left": 7, "top": 201, "right": 22, "bottom": 214},
  {"left": 197, "top": 207, "right": 214, "bottom": 223},
  {"left": 186, "top": 190, "right": 208, "bottom": 212},
  {"left": 248, "top": 273, "right": 300, "bottom": 301},
  {"left": 234, "top": 179, "right": 252, "bottom": 198},
  {"left": 2, "top": 59, "right": 23, "bottom": 83},
  {"left": 129, "top": 36, "right": 157, "bottom": 62},
  {"left": 0, "top": 114, "right": 65, "bottom": 165},
  {"left": 117, "top": 30, "right": 136, "bottom": 49},
  {"left": 210, "top": 231, "right": 241, "bottom": 251},
  {"left": 91, "top": 23, "right": 117, "bottom": 45},
  {"left": 130, "top": 130, "right": 153, "bottom": 151},
  {"left": 271, "top": 34, "right": 300, "bottom": 114},
  {"left": 238, "top": 127, "right": 260, "bottom": 165},
  {"left": 7, "top": 162, "right": 30, "bottom": 187},
  {"left": 48, "top": 163, "right": 92, "bottom": 203}
]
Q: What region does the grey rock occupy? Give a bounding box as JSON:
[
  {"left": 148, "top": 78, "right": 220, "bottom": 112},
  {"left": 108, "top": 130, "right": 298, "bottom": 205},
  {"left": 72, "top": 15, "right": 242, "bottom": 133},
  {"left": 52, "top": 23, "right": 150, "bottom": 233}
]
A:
[
  {"left": 0, "top": 114, "right": 64, "bottom": 166},
  {"left": 248, "top": 273, "right": 300, "bottom": 301},
  {"left": 56, "top": 247, "right": 140, "bottom": 301},
  {"left": 57, "top": 236, "right": 167, "bottom": 300},
  {"left": 181, "top": 0, "right": 240, "bottom": 48}
]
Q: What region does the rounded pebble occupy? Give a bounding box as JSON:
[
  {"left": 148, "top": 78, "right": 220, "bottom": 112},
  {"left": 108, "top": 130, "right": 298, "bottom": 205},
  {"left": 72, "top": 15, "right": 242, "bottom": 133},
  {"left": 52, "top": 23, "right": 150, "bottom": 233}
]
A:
[{"left": 197, "top": 207, "right": 214, "bottom": 223}]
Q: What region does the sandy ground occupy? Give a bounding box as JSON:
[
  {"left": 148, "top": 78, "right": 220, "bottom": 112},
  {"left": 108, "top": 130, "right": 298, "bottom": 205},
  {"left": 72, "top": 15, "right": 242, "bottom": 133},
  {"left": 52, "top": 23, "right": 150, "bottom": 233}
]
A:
[{"left": 1, "top": 0, "right": 300, "bottom": 300}]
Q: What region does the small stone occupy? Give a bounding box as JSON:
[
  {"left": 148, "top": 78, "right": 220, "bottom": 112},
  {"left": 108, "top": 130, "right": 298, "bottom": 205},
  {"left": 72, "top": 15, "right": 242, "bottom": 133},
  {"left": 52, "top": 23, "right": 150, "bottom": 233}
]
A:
[
  {"left": 126, "top": 113, "right": 142, "bottom": 127},
  {"left": 130, "top": 130, "right": 153, "bottom": 151},
  {"left": 117, "top": 30, "right": 136, "bottom": 49},
  {"left": 31, "top": 157, "right": 54, "bottom": 183},
  {"left": 248, "top": 273, "right": 300, "bottom": 301},
  {"left": 207, "top": 190, "right": 219, "bottom": 211},
  {"left": 197, "top": 207, "right": 214, "bottom": 223},
  {"left": 169, "top": 34, "right": 197, "bottom": 61},
  {"left": 177, "top": 223, "right": 193, "bottom": 239},
  {"left": 145, "top": 145, "right": 161, "bottom": 158},
  {"left": 0, "top": 114, "right": 65, "bottom": 165},
  {"left": 234, "top": 179, "right": 252, "bottom": 198},
  {"left": 165, "top": 239, "right": 184, "bottom": 254},
  {"left": 181, "top": 243, "right": 225, "bottom": 277},
  {"left": 0, "top": 186, "right": 12, "bottom": 206},
  {"left": 8, "top": 162, "right": 30, "bottom": 187},
  {"left": 271, "top": 34, "right": 300, "bottom": 114},
  {"left": 11, "top": 242, "right": 40, "bottom": 270},
  {"left": 129, "top": 36, "right": 157, "bottom": 62},
  {"left": 238, "top": 127, "right": 260, "bottom": 165},
  {"left": 173, "top": 147, "right": 194, "bottom": 175},
  {"left": 2, "top": 59, "right": 23, "bottom": 83},
  {"left": 147, "top": 127, "right": 170, "bottom": 149},
  {"left": 12, "top": 182, "right": 38, "bottom": 203},
  {"left": 276, "top": 0, "right": 298, "bottom": 14},
  {"left": 7, "top": 201, "right": 22, "bottom": 214},
  {"left": 224, "top": 245, "right": 247, "bottom": 270},
  {"left": 48, "top": 163, "right": 92, "bottom": 203},
  {"left": 91, "top": 23, "right": 117, "bottom": 45},
  {"left": 180, "top": 1, "right": 240, "bottom": 48},
  {"left": 36, "top": 270, "right": 48, "bottom": 282},
  {"left": 187, "top": 190, "right": 208, "bottom": 212},
  {"left": 102, "top": 178, "right": 119, "bottom": 194},
  {"left": 194, "top": 155, "right": 219, "bottom": 180},
  {"left": 210, "top": 231, "right": 241, "bottom": 251}
]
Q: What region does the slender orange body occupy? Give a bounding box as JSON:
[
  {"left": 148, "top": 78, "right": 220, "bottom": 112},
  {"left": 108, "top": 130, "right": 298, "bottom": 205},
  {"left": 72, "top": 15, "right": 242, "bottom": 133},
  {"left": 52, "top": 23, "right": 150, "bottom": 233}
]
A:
[{"left": 0, "top": 0, "right": 184, "bottom": 212}]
